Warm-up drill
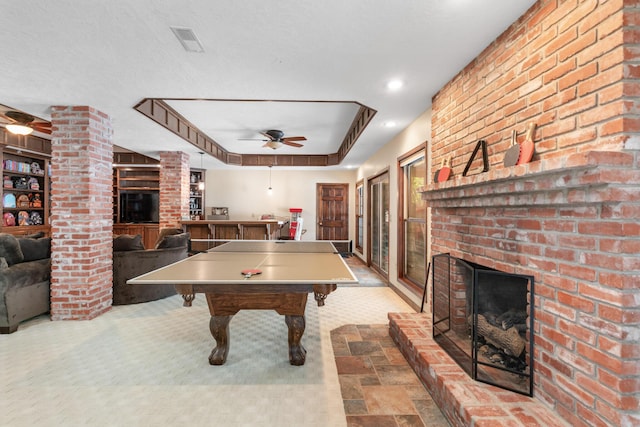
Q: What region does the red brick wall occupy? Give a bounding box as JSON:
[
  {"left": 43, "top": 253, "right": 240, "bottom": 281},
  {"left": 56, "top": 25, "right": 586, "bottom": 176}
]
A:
[
  {"left": 49, "top": 106, "right": 113, "bottom": 320},
  {"left": 432, "top": 0, "right": 633, "bottom": 169},
  {"left": 159, "top": 151, "right": 189, "bottom": 229},
  {"left": 425, "top": 2, "right": 639, "bottom": 426}
]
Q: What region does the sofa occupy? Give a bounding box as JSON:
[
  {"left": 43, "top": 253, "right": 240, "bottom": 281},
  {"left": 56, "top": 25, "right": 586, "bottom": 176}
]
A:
[
  {"left": 112, "top": 229, "right": 190, "bottom": 305},
  {"left": 0, "top": 233, "right": 51, "bottom": 334}
]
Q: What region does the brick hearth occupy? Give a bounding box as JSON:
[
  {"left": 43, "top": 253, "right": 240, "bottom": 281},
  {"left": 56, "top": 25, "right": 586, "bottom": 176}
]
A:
[{"left": 389, "top": 312, "right": 569, "bottom": 427}]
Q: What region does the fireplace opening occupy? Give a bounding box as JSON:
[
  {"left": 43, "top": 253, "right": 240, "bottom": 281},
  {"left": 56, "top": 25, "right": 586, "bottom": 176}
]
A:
[{"left": 432, "top": 254, "right": 534, "bottom": 396}]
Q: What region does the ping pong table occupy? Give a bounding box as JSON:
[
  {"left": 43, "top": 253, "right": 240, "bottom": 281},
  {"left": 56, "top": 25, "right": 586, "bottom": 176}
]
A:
[{"left": 127, "top": 240, "right": 358, "bottom": 365}]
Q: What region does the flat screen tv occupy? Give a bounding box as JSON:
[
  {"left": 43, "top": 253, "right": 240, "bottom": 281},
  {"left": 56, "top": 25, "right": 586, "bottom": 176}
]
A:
[{"left": 120, "top": 192, "right": 159, "bottom": 223}]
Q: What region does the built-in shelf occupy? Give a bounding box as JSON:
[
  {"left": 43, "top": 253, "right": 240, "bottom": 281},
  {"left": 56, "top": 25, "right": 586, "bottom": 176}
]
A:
[
  {"left": 113, "top": 167, "right": 160, "bottom": 224},
  {"left": 189, "top": 170, "right": 205, "bottom": 219},
  {"left": 1, "top": 150, "right": 50, "bottom": 234}
]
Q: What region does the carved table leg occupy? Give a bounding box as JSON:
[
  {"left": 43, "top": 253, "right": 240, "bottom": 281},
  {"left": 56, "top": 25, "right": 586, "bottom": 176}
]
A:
[
  {"left": 209, "top": 315, "right": 232, "bottom": 365},
  {"left": 285, "top": 314, "right": 306, "bottom": 366},
  {"left": 181, "top": 293, "right": 195, "bottom": 307},
  {"left": 313, "top": 284, "right": 337, "bottom": 307},
  {"left": 313, "top": 291, "right": 328, "bottom": 307},
  {"left": 175, "top": 285, "right": 195, "bottom": 307}
]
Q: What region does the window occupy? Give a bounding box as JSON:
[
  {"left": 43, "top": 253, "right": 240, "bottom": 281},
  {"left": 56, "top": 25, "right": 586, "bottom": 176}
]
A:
[
  {"left": 355, "top": 180, "right": 363, "bottom": 252},
  {"left": 398, "top": 145, "right": 427, "bottom": 291}
]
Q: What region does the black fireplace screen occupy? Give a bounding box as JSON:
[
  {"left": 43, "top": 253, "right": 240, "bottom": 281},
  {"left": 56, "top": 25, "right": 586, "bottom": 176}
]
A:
[{"left": 432, "top": 253, "right": 534, "bottom": 396}]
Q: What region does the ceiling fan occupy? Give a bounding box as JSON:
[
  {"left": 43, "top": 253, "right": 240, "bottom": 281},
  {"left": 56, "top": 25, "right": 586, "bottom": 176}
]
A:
[
  {"left": 0, "top": 110, "right": 52, "bottom": 135},
  {"left": 239, "top": 129, "right": 306, "bottom": 149}
]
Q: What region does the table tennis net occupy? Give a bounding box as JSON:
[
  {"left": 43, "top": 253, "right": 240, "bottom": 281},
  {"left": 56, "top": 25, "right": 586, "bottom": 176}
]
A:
[{"left": 209, "top": 240, "right": 338, "bottom": 254}]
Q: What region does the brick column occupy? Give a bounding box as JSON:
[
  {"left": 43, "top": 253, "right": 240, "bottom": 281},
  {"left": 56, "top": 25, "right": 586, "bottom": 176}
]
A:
[
  {"left": 159, "top": 151, "right": 190, "bottom": 229},
  {"left": 49, "top": 106, "right": 113, "bottom": 320}
]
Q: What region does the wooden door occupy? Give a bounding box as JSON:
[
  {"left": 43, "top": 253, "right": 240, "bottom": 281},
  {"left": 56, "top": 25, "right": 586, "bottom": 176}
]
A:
[{"left": 316, "top": 183, "right": 349, "bottom": 241}]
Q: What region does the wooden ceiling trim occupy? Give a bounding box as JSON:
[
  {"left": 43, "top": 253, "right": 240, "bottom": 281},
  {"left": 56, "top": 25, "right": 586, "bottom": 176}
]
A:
[
  {"left": 227, "top": 153, "right": 242, "bottom": 165},
  {"left": 337, "top": 105, "right": 377, "bottom": 160},
  {"left": 134, "top": 98, "right": 375, "bottom": 167},
  {"left": 134, "top": 98, "right": 230, "bottom": 163},
  {"left": 327, "top": 153, "right": 340, "bottom": 166},
  {"left": 113, "top": 151, "right": 159, "bottom": 165}
]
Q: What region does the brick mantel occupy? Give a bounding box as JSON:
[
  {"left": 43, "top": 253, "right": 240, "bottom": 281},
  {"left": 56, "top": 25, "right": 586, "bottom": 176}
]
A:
[{"left": 422, "top": 151, "right": 635, "bottom": 208}]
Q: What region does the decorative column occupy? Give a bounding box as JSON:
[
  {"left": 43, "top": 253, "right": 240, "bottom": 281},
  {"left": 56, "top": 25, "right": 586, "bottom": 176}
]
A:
[
  {"left": 159, "top": 151, "right": 190, "bottom": 229},
  {"left": 49, "top": 106, "right": 114, "bottom": 320}
]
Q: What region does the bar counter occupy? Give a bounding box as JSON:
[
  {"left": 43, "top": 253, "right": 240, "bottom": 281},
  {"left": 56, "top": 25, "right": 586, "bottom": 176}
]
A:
[{"left": 181, "top": 219, "right": 288, "bottom": 251}]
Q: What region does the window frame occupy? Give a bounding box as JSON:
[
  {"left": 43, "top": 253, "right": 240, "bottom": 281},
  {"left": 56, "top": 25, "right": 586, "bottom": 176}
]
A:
[
  {"left": 355, "top": 179, "right": 364, "bottom": 253},
  {"left": 397, "top": 143, "right": 427, "bottom": 293}
]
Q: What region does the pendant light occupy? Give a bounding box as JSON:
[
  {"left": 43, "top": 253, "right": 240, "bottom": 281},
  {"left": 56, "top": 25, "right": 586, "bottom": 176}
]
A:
[
  {"left": 198, "top": 152, "right": 205, "bottom": 190},
  {"left": 267, "top": 165, "right": 273, "bottom": 194}
]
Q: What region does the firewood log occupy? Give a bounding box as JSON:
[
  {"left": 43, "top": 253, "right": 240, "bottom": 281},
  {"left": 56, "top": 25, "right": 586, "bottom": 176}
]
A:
[{"left": 471, "top": 314, "right": 526, "bottom": 357}]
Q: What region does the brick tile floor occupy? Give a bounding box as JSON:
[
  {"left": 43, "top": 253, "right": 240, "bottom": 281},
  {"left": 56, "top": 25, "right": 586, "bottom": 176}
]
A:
[{"left": 331, "top": 324, "right": 451, "bottom": 427}]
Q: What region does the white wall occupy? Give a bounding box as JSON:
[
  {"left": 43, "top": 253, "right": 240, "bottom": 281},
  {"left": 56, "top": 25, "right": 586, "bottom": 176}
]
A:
[
  {"left": 204, "top": 168, "right": 357, "bottom": 241},
  {"left": 357, "top": 108, "right": 432, "bottom": 307}
]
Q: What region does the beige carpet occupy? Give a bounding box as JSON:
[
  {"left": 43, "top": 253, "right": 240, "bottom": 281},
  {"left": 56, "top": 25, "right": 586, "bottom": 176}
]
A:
[{"left": 0, "top": 287, "right": 414, "bottom": 427}]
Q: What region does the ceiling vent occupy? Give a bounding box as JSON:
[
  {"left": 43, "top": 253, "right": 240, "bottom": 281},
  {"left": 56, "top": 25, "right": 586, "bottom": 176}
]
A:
[{"left": 170, "top": 27, "right": 205, "bottom": 53}]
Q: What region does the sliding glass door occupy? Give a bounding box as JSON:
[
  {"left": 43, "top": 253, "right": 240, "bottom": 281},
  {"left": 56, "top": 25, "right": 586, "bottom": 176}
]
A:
[{"left": 369, "top": 172, "right": 389, "bottom": 276}]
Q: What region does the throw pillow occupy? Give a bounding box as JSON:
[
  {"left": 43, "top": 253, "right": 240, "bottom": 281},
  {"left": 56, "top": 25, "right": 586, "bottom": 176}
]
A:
[
  {"left": 18, "top": 237, "right": 52, "bottom": 262},
  {"left": 153, "top": 228, "right": 183, "bottom": 248},
  {"left": 0, "top": 233, "right": 24, "bottom": 265},
  {"left": 113, "top": 234, "right": 145, "bottom": 252},
  {"left": 0, "top": 257, "right": 8, "bottom": 269},
  {"left": 155, "top": 232, "right": 190, "bottom": 249}
]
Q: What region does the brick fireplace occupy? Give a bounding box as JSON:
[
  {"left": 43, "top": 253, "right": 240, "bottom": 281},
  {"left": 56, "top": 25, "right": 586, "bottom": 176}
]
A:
[
  {"left": 401, "top": 2, "right": 640, "bottom": 427},
  {"left": 419, "top": 152, "right": 639, "bottom": 427}
]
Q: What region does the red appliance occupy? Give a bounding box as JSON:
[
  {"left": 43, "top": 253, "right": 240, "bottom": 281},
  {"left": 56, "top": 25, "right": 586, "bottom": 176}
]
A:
[{"left": 289, "top": 208, "right": 302, "bottom": 239}]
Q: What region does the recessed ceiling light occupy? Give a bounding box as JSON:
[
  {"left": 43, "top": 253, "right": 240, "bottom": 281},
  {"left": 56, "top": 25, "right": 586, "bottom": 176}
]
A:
[
  {"left": 386, "top": 79, "right": 404, "bottom": 91},
  {"left": 383, "top": 121, "right": 397, "bottom": 128}
]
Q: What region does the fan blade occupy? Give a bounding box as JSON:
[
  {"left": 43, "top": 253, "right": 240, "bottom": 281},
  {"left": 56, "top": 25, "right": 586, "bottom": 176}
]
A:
[
  {"left": 31, "top": 122, "right": 52, "bottom": 134},
  {"left": 282, "top": 141, "right": 303, "bottom": 148},
  {"left": 282, "top": 136, "right": 306, "bottom": 142}
]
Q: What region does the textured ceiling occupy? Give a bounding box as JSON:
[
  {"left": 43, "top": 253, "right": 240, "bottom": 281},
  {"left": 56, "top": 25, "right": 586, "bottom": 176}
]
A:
[{"left": 0, "top": 0, "right": 536, "bottom": 169}]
